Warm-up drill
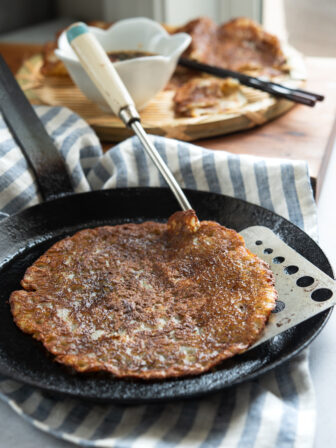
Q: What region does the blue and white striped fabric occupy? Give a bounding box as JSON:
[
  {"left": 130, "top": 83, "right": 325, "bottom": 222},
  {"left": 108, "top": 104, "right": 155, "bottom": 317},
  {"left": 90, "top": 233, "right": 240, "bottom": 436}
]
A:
[{"left": 0, "top": 106, "right": 317, "bottom": 447}]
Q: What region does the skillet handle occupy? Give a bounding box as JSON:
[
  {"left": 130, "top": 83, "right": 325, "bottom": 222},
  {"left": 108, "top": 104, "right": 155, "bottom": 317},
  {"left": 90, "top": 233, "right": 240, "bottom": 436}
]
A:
[{"left": 0, "top": 56, "right": 73, "bottom": 202}]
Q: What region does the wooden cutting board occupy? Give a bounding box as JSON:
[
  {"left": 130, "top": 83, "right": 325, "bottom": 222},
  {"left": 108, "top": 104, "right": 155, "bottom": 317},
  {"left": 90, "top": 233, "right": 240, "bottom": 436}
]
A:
[{"left": 17, "top": 47, "right": 306, "bottom": 142}]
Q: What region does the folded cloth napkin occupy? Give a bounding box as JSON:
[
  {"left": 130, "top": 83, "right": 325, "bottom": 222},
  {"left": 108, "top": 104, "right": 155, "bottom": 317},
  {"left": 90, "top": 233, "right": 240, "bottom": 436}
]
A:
[{"left": 0, "top": 106, "right": 317, "bottom": 448}]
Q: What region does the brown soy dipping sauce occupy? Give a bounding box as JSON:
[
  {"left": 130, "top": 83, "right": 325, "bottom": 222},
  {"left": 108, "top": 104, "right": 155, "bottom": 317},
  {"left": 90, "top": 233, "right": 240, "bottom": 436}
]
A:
[{"left": 107, "top": 50, "right": 157, "bottom": 62}]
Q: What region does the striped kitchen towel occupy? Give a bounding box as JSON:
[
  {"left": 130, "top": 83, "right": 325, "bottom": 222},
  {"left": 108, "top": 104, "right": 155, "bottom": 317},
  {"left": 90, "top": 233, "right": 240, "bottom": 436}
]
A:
[{"left": 0, "top": 106, "right": 317, "bottom": 448}]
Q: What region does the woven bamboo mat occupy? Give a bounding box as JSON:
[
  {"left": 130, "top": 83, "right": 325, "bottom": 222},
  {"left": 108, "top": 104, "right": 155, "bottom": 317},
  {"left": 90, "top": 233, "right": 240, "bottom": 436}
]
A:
[{"left": 17, "top": 48, "right": 306, "bottom": 142}]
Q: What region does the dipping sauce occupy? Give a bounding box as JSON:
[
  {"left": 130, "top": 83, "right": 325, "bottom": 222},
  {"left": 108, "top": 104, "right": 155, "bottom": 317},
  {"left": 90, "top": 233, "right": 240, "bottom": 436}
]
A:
[{"left": 107, "top": 50, "right": 157, "bottom": 62}]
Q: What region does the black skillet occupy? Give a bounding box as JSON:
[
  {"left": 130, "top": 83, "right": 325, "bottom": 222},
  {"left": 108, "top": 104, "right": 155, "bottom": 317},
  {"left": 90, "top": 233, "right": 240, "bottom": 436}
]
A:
[{"left": 0, "top": 57, "right": 333, "bottom": 404}]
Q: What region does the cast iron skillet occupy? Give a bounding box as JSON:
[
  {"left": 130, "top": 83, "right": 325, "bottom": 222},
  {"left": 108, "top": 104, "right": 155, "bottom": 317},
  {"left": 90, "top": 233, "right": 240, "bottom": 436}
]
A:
[{"left": 0, "top": 57, "right": 333, "bottom": 404}]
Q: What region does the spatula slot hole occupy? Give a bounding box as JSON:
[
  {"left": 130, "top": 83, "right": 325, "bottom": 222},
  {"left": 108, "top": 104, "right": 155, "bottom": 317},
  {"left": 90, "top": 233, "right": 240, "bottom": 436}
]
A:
[
  {"left": 296, "top": 276, "right": 314, "bottom": 287},
  {"left": 273, "top": 256, "right": 285, "bottom": 264},
  {"left": 272, "top": 300, "right": 285, "bottom": 313},
  {"left": 284, "top": 265, "right": 299, "bottom": 275},
  {"left": 264, "top": 248, "right": 273, "bottom": 254},
  {"left": 311, "top": 288, "right": 333, "bottom": 302},
  {"left": 255, "top": 240, "right": 263, "bottom": 245}
]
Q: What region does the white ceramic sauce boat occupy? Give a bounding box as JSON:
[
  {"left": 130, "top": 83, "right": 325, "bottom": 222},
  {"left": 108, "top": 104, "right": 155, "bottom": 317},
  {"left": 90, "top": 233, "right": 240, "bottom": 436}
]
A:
[{"left": 56, "top": 17, "right": 191, "bottom": 111}]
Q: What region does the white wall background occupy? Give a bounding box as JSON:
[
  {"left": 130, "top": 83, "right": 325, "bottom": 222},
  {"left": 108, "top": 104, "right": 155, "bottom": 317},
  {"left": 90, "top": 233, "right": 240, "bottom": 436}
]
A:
[
  {"left": 57, "top": 0, "right": 262, "bottom": 25},
  {"left": 263, "top": 0, "right": 336, "bottom": 56}
]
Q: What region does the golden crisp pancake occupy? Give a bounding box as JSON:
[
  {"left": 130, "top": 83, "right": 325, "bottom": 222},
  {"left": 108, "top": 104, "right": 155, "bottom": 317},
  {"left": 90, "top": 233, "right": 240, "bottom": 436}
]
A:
[
  {"left": 173, "top": 77, "right": 246, "bottom": 117},
  {"left": 10, "top": 211, "right": 276, "bottom": 379},
  {"left": 174, "top": 17, "right": 288, "bottom": 75}
]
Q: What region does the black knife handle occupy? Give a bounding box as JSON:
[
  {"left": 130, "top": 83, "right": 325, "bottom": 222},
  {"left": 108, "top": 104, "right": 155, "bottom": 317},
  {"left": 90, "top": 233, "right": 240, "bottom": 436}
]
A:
[{"left": 0, "top": 55, "right": 73, "bottom": 202}]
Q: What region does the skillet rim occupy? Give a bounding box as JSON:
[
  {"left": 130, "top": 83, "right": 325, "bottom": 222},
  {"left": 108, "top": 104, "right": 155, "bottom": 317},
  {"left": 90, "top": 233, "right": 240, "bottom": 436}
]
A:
[{"left": 0, "top": 187, "right": 333, "bottom": 403}]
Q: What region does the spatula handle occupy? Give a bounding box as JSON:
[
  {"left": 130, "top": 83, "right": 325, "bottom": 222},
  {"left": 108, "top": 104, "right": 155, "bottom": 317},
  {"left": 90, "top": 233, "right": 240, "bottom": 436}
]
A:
[{"left": 67, "top": 23, "right": 138, "bottom": 119}]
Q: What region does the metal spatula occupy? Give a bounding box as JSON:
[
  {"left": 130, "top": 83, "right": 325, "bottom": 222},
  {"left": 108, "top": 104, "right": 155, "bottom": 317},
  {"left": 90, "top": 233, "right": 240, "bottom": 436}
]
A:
[
  {"left": 241, "top": 226, "right": 335, "bottom": 347},
  {"left": 66, "top": 22, "right": 335, "bottom": 348}
]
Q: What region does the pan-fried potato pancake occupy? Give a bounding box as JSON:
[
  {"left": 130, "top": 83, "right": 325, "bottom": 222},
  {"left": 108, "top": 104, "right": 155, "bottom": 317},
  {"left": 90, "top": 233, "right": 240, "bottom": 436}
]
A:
[{"left": 10, "top": 210, "right": 276, "bottom": 379}]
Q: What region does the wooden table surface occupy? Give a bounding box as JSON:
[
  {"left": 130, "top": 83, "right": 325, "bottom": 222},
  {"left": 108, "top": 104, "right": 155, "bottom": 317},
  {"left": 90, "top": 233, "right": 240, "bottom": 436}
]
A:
[{"left": 1, "top": 41, "right": 335, "bottom": 195}]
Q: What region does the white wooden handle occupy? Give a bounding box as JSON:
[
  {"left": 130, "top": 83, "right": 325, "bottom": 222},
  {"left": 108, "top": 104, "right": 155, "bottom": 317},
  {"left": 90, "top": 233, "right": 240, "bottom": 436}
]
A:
[
  {"left": 66, "top": 22, "right": 135, "bottom": 116},
  {"left": 67, "top": 23, "right": 191, "bottom": 211}
]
